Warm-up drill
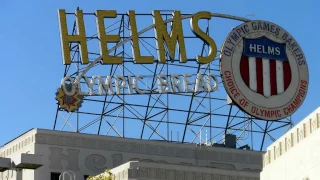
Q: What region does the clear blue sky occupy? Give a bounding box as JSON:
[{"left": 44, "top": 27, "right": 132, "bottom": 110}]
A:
[{"left": 0, "top": 0, "right": 319, "bottom": 147}]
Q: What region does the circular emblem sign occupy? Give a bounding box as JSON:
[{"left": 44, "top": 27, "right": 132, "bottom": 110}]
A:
[{"left": 220, "top": 20, "right": 308, "bottom": 120}]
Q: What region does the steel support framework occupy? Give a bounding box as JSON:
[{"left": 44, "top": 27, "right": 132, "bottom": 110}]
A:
[{"left": 53, "top": 11, "right": 293, "bottom": 151}]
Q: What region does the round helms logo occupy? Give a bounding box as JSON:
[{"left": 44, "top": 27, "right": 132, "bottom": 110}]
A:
[{"left": 220, "top": 20, "right": 308, "bottom": 120}]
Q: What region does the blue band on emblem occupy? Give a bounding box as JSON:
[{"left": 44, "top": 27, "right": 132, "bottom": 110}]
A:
[{"left": 243, "top": 37, "right": 287, "bottom": 61}]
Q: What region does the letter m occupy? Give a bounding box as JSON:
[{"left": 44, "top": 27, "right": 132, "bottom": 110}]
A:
[{"left": 153, "top": 10, "right": 187, "bottom": 63}]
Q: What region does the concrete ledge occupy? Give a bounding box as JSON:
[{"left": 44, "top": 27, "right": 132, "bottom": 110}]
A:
[
  {"left": 111, "top": 161, "right": 260, "bottom": 180},
  {"left": 0, "top": 157, "right": 11, "bottom": 172},
  {"left": 12, "top": 154, "right": 43, "bottom": 169}
]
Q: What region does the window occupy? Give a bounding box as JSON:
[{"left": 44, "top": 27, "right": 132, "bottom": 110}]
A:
[
  {"left": 51, "top": 172, "right": 60, "bottom": 180},
  {"left": 51, "top": 172, "right": 89, "bottom": 180}
]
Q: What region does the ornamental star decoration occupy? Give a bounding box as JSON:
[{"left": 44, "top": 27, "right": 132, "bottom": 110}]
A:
[{"left": 55, "top": 86, "right": 83, "bottom": 112}]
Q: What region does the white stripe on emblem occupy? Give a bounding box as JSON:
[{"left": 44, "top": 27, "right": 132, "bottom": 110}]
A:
[
  {"left": 276, "top": 61, "right": 284, "bottom": 94},
  {"left": 262, "top": 58, "right": 271, "bottom": 97},
  {"left": 248, "top": 57, "right": 257, "bottom": 92}
]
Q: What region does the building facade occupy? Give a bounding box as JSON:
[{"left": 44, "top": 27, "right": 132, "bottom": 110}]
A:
[
  {"left": 261, "top": 107, "right": 320, "bottom": 180},
  {"left": 0, "top": 129, "right": 262, "bottom": 180}
]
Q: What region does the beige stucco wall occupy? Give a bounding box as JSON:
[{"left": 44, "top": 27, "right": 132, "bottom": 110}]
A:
[
  {"left": 0, "top": 129, "right": 36, "bottom": 180},
  {"left": 261, "top": 107, "right": 320, "bottom": 180},
  {"left": 109, "top": 161, "right": 259, "bottom": 180}
]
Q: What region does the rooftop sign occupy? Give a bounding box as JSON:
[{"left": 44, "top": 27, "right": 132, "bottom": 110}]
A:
[
  {"left": 220, "top": 20, "right": 308, "bottom": 120},
  {"left": 56, "top": 10, "right": 308, "bottom": 120},
  {"left": 58, "top": 10, "right": 217, "bottom": 65}
]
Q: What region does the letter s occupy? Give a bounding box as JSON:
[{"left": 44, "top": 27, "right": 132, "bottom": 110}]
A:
[{"left": 190, "top": 12, "right": 217, "bottom": 64}]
